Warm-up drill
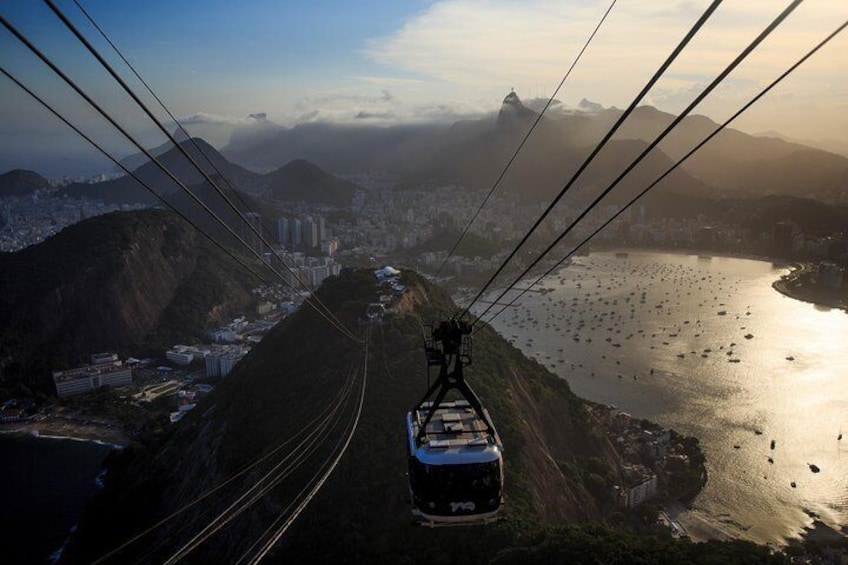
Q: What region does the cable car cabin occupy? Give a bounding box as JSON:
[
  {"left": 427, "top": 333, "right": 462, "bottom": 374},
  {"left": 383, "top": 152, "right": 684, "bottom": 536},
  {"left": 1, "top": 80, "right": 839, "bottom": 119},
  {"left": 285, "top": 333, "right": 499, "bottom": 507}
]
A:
[
  {"left": 365, "top": 303, "right": 386, "bottom": 321},
  {"left": 406, "top": 399, "right": 504, "bottom": 526}
]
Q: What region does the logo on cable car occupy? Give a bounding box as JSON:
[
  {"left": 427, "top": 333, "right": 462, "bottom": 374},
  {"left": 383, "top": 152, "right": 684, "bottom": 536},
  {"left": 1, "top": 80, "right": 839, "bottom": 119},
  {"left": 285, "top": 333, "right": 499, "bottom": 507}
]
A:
[{"left": 450, "top": 501, "right": 476, "bottom": 512}]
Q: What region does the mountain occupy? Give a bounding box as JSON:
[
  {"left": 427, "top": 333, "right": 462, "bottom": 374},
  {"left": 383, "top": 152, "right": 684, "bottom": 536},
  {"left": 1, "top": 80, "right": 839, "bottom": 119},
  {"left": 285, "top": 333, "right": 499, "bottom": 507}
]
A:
[
  {"left": 216, "top": 93, "right": 710, "bottom": 205},
  {"left": 408, "top": 106, "right": 708, "bottom": 205},
  {"left": 62, "top": 270, "right": 782, "bottom": 564},
  {"left": 116, "top": 128, "right": 190, "bottom": 173},
  {"left": 63, "top": 271, "right": 618, "bottom": 563},
  {"left": 577, "top": 97, "right": 605, "bottom": 113},
  {"left": 218, "top": 92, "right": 848, "bottom": 206},
  {"left": 608, "top": 106, "right": 848, "bottom": 202},
  {"left": 60, "top": 138, "right": 264, "bottom": 205},
  {"left": 0, "top": 209, "right": 255, "bottom": 391},
  {"left": 223, "top": 121, "right": 448, "bottom": 174},
  {"left": 756, "top": 131, "right": 848, "bottom": 159},
  {"left": 496, "top": 90, "right": 539, "bottom": 129},
  {"left": 224, "top": 113, "right": 287, "bottom": 156},
  {"left": 267, "top": 159, "right": 361, "bottom": 206},
  {"left": 59, "top": 138, "right": 362, "bottom": 212},
  {"left": 0, "top": 169, "right": 49, "bottom": 197}
]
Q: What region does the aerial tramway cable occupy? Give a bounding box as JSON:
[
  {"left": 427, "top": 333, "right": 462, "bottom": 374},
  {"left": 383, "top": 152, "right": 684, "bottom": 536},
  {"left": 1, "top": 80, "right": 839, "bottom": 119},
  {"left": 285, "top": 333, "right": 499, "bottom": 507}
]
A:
[
  {"left": 85, "top": 360, "right": 359, "bottom": 564},
  {"left": 478, "top": 8, "right": 846, "bottom": 329},
  {"left": 469, "top": 0, "right": 803, "bottom": 326},
  {"left": 458, "top": 0, "right": 724, "bottom": 319},
  {"left": 241, "top": 328, "right": 369, "bottom": 565},
  {"left": 160, "top": 356, "right": 362, "bottom": 564},
  {"left": 42, "top": 0, "right": 359, "bottom": 342},
  {"left": 69, "top": 0, "right": 309, "bottom": 305},
  {"left": 0, "top": 66, "right": 269, "bottom": 289},
  {"left": 0, "top": 14, "right": 361, "bottom": 344},
  {"left": 435, "top": 0, "right": 618, "bottom": 278},
  {"left": 0, "top": 68, "right": 370, "bottom": 561},
  {"left": 70, "top": 0, "right": 263, "bottom": 232},
  {"left": 0, "top": 59, "right": 370, "bottom": 565}
]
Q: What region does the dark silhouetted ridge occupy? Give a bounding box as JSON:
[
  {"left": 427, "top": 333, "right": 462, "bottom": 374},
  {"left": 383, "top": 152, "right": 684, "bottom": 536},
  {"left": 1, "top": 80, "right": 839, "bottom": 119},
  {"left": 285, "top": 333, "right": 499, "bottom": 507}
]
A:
[{"left": 0, "top": 169, "right": 49, "bottom": 197}]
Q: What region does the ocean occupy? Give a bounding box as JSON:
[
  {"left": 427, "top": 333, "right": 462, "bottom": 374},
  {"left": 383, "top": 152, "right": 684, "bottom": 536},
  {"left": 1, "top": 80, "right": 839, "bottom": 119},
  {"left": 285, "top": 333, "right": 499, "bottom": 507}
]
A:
[
  {"left": 0, "top": 432, "right": 113, "bottom": 564},
  {"left": 471, "top": 250, "right": 848, "bottom": 545}
]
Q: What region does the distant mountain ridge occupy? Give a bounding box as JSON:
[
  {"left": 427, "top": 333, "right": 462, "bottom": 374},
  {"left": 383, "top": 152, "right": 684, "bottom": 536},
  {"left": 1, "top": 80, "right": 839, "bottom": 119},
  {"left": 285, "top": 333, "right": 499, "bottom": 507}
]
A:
[
  {"left": 0, "top": 169, "right": 49, "bottom": 197},
  {"left": 116, "top": 128, "right": 190, "bottom": 173},
  {"left": 60, "top": 138, "right": 263, "bottom": 205},
  {"left": 59, "top": 138, "right": 364, "bottom": 210},
  {"left": 218, "top": 92, "right": 848, "bottom": 205},
  {"left": 267, "top": 159, "right": 357, "bottom": 207}
]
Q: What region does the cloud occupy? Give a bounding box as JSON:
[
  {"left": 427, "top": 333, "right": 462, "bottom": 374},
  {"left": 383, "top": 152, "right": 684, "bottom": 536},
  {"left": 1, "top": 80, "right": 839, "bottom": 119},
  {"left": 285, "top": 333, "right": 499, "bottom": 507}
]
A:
[
  {"left": 177, "top": 112, "right": 263, "bottom": 126},
  {"left": 355, "top": 75, "right": 428, "bottom": 88},
  {"left": 355, "top": 110, "right": 396, "bottom": 120},
  {"left": 286, "top": 85, "right": 493, "bottom": 125},
  {"left": 359, "top": 0, "right": 848, "bottom": 140}
]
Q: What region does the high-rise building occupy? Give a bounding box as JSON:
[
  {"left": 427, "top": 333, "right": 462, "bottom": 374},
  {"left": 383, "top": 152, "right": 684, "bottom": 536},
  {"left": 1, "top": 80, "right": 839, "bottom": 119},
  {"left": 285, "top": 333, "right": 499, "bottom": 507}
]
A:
[
  {"left": 317, "top": 215, "right": 326, "bottom": 243},
  {"left": 277, "top": 217, "right": 289, "bottom": 245},
  {"left": 290, "top": 218, "right": 302, "bottom": 247},
  {"left": 303, "top": 216, "right": 319, "bottom": 248}
]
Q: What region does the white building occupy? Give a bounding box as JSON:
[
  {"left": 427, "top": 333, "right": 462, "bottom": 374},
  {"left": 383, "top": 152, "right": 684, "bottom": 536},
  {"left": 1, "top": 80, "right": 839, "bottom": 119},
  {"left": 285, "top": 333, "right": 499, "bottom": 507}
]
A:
[
  {"left": 166, "top": 345, "right": 210, "bottom": 366},
  {"left": 621, "top": 474, "right": 658, "bottom": 508},
  {"left": 54, "top": 362, "right": 133, "bottom": 397},
  {"left": 205, "top": 348, "right": 247, "bottom": 378}
]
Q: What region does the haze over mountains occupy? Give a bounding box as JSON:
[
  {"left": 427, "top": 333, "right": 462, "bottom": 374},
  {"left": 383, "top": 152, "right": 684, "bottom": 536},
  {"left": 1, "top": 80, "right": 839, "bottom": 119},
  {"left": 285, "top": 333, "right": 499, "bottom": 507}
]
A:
[
  {"left": 57, "top": 138, "right": 359, "bottom": 211},
  {"left": 10, "top": 92, "right": 846, "bottom": 214},
  {"left": 216, "top": 93, "right": 848, "bottom": 205}
]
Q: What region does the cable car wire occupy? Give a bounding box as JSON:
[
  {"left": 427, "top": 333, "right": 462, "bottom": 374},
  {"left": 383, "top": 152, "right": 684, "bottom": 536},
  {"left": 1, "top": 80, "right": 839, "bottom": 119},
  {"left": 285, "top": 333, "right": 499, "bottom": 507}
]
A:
[
  {"left": 458, "top": 0, "right": 723, "bottom": 319},
  {"left": 0, "top": 66, "right": 271, "bottom": 289},
  {"left": 243, "top": 329, "right": 369, "bottom": 565},
  {"left": 70, "top": 0, "right": 302, "bottom": 303},
  {"left": 41, "top": 0, "right": 361, "bottom": 343},
  {"left": 471, "top": 0, "right": 803, "bottom": 327},
  {"left": 0, "top": 63, "right": 367, "bottom": 563},
  {"left": 86, "top": 363, "right": 357, "bottom": 564},
  {"left": 478, "top": 12, "right": 846, "bottom": 330},
  {"left": 161, "top": 359, "right": 361, "bottom": 564},
  {"left": 70, "top": 0, "right": 260, "bottom": 228},
  {"left": 0, "top": 14, "right": 362, "bottom": 343},
  {"left": 434, "top": 0, "right": 618, "bottom": 278}
]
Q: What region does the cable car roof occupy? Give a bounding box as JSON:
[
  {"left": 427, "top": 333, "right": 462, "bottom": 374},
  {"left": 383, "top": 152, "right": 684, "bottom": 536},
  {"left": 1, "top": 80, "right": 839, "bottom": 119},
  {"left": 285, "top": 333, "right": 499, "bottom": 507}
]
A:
[{"left": 407, "top": 400, "right": 502, "bottom": 465}]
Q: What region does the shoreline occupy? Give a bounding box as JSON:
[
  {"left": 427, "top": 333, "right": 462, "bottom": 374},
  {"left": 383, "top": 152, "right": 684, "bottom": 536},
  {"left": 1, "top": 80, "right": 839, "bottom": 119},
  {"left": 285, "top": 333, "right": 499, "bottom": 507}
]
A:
[
  {"left": 593, "top": 245, "right": 794, "bottom": 268},
  {"left": 596, "top": 247, "right": 847, "bottom": 312},
  {"left": 771, "top": 264, "right": 848, "bottom": 312},
  {"left": 1, "top": 418, "right": 131, "bottom": 448},
  {"left": 475, "top": 250, "right": 847, "bottom": 548}
]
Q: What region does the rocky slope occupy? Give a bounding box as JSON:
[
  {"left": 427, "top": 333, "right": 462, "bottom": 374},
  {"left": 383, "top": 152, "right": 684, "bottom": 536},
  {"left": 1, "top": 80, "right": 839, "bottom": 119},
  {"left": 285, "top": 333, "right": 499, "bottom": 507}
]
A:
[{"left": 0, "top": 209, "right": 254, "bottom": 391}]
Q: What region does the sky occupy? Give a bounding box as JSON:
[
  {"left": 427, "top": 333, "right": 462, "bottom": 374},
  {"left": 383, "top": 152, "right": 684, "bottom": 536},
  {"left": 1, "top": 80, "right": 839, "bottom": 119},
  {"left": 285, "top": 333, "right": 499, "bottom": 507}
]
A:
[{"left": 1, "top": 0, "right": 847, "bottom": 178}]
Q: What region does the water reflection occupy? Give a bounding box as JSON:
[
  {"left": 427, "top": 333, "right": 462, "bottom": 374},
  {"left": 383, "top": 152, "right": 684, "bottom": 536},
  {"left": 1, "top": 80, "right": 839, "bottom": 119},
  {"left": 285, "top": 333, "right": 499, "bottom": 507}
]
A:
[{"left": 474, "top": 251, "right": 848, "bottom": 545}]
